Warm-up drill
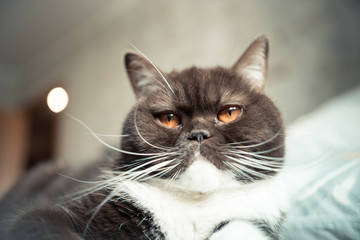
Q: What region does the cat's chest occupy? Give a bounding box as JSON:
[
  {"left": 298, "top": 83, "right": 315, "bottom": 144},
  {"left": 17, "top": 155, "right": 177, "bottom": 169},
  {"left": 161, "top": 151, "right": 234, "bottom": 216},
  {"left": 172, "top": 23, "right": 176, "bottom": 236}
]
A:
[{"left": 121, "top": 178, "right": 286, "bottom": 240}]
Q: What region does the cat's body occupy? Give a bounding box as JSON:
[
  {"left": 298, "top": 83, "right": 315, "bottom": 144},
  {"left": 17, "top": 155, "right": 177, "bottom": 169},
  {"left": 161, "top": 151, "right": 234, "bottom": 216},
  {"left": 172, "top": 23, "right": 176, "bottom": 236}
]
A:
[
  {"left": 0, "top": 36, "right": 287, "bottom": 240},
  {"left": 119, "top": 174, "right": 286, "bottom": 240}
]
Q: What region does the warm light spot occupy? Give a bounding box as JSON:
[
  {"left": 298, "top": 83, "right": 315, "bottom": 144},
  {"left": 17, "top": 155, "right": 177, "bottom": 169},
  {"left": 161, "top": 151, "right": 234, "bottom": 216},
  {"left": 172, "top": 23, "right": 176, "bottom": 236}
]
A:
[{"left": 47, "top": 87, "right": 69, "bottom": 113}]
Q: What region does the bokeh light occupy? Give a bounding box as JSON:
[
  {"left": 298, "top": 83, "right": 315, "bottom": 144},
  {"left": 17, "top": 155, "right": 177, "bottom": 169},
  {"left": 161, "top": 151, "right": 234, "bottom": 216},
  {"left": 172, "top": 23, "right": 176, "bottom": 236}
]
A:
[{"left": 47, "top": 87, "right": 69, "bottom": 113}]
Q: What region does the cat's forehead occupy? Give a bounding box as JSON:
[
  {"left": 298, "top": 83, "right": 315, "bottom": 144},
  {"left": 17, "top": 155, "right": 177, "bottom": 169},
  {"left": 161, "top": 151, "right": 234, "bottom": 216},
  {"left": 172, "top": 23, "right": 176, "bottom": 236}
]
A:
[
  {"left": 175, "top": 67, "right": 250, "bottom": 101},
  {"left": 148, "top": 67, "right": 252, "bottom": 113}
]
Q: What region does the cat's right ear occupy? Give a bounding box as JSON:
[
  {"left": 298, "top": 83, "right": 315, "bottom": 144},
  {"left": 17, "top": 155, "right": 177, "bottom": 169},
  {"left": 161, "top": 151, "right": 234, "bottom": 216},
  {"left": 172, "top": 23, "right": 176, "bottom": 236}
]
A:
[
  {"left": 231, "top": 36, "right": 269, "bottom": 93},
  {"left": 125, "top": 52, "right": 166, "bottom": 98}
]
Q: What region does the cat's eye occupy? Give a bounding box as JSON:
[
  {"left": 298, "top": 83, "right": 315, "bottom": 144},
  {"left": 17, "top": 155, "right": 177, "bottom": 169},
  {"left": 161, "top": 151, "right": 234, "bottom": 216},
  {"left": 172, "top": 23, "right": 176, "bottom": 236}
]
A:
[
  {"left": 217, "top": 106, "right": 243, "bottom": 123},
  {"left": 157, "top": 112, "right": 181, "bottom": 128}
]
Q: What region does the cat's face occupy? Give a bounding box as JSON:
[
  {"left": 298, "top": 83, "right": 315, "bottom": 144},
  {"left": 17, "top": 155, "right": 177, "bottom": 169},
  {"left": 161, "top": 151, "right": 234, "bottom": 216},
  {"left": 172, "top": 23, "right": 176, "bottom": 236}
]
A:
[{"left": 119, "top": 36, "right": 284, "bottom": 193}]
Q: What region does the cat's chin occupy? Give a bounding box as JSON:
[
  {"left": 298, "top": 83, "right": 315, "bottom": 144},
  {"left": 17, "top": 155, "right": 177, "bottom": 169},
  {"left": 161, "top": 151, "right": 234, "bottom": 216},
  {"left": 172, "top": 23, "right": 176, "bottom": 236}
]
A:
[{"left": 150, "top": 155, "right": 239, "bottom": 195}]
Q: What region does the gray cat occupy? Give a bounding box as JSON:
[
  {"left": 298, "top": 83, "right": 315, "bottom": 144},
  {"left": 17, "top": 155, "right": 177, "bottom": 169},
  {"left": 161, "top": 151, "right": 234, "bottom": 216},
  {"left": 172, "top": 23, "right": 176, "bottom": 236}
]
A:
[{"left": 0, "top": 36, "right": 287, "bottom": 240}]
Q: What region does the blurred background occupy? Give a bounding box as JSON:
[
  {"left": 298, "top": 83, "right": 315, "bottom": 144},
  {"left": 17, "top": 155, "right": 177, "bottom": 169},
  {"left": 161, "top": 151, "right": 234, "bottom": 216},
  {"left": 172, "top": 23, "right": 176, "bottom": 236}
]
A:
[{"left": 0, "top": 0, "right": 359, "bottom": 197}]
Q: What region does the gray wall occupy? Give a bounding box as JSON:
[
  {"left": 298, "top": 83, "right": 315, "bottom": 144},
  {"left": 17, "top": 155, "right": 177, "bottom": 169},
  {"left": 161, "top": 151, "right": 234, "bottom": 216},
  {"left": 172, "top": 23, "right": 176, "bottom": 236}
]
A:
[{"left": 1, "top": 0, "right": 359, "bottom": 166}]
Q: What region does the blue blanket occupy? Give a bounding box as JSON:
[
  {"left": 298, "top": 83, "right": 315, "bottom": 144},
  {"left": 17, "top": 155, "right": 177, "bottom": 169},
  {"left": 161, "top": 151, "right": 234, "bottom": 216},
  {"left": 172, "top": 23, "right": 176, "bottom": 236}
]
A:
[{"left": 281, "top": 86, "right": 360, "bottom": 239}]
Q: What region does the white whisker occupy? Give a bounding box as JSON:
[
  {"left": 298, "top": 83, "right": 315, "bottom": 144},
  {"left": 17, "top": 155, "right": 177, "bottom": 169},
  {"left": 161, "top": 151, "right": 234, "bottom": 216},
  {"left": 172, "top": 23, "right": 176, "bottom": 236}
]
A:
[
  {"left": 226, "top": 128, "right": 284, "bottom": 149},
  {"left": 119, "top": 157, "right": 169, "bottom": 173},
  {"left": 116, "top": 153, "right": 178, "bottom": 169},
  {"left": 166, "top": 168, "right": 182, "bottom": 187},
  {"left": 223, "top": 155, "right": 276, "bottom": 179},
  {"left": 90, "top": 133, "right": 129, "bottom": 138},
  {"left": 128, "top": 43, "right": 175, "bottom": 95},
  {"left": 82, "top": 184, "right": 123, "bottom": 238},
  {"left": 223, "top": 161, "right": 255, "bottom": 182},
  {"left": 220, "top": 150, "right": 284, "bottom": 165},
  {"left": 139, "top": 162, "right": 181, "bottom": 182},
  {"left": 58, "top": 180, "right": 112, "bottom": 205},
  {"left": 134, "top": 105, "right": 173, "bottom": 151},
  {"left": 127, "top": 160, "right": 175, "bottom": 182},
  {"left": 67, "top": 113, "right": 167, "bottom": 156},
  {"left": 224, "top": 144, "right": 284, "bottom": 158},
  {"left": 126, "top": 69, "right": 172, "bottom": 97},
  {"left": 225, "top": 154, "right": 282, "bottom": 171}
]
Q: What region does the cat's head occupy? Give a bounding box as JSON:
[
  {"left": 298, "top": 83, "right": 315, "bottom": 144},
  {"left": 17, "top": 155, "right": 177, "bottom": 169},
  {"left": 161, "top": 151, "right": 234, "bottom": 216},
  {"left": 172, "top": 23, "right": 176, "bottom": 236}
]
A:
[{"left": 119, "top": 36, "right": 284, "bottom": 193}]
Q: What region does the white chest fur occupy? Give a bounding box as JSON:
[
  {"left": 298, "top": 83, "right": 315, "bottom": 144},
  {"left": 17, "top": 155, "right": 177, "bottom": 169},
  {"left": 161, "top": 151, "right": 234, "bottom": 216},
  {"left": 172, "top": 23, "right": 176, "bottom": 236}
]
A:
[{"left": 120, "top": 158, "right": 288, "bottom": 240}]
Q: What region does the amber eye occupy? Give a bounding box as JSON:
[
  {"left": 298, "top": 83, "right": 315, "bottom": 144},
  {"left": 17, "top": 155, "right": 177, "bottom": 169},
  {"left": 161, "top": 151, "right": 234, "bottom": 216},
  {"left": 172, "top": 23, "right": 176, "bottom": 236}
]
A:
[
  {"left": 217, "top": 106, "right": 243, "bottom": 123},
  {"left": 157, "top": 112, "right": 181, "bottom": 128}
]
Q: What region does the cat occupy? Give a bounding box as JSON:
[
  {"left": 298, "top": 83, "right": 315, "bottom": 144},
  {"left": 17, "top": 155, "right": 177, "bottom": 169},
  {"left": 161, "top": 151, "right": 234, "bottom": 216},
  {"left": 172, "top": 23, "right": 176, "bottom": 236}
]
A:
[{"left": 0, "top": 36, "right": 287, "bottom": 240}]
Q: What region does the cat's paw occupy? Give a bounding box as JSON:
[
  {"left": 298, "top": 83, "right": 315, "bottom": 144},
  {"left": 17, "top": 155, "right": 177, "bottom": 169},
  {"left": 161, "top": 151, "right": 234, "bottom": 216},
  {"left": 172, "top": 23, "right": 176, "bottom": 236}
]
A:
[{"left": 209, "top": 221, "right": 269, "bottom": 240}]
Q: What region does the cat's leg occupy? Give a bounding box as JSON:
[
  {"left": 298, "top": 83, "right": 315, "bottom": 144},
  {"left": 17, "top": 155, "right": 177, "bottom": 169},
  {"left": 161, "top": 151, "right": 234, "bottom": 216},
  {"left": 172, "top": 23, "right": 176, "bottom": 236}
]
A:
[
  {"left": 209, "top": 221, "right": 271, "bottom": 240},
  {"left": 4, "top": 208, "right": 82, "bottom": 240}
]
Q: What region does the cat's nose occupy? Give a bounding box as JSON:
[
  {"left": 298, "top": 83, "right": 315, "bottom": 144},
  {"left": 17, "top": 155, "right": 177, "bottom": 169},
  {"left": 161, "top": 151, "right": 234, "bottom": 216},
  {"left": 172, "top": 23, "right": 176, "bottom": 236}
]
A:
[{"left": 188, "top": 130, "right": 210, "bottom": 143}]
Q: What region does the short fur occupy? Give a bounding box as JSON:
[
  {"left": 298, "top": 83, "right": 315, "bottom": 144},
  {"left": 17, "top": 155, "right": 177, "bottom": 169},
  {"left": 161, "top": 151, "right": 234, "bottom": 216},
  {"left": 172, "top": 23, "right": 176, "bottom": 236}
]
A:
[{"left": 0, "top": 36, "right": 287, "bottom": 240}]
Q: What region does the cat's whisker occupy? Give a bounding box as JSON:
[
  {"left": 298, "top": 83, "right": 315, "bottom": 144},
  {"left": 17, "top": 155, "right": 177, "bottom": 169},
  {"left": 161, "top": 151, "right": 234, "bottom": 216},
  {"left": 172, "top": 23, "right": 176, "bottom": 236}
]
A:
[
  {"left": 132, "top": 152, "right": 178, "bottom": 161},
  {"left": 126, "top": 69, "right": 172, "bottom": 97},
  {"left": 225, "top": 127, "right": 284, "bottom": 149},
  {"left": 114, "top": 154, "right": 173, "bottom": 169},
  {"left": 225, "top": 154, "right": 283, "bottom": 172},
  {"left": 231, "top": 148, "right": 336, "bottom": 171},
  {"left": 223, "top": 161, "right": 245, "bottom": 178},
  {"left": 83, "top": 184, "right": 124, "bottom": 238},
  {"left": 133, "top": 161, "right": 178, "bottom": 182},
  {"left": 122, "top": 164, "right": 171, "bottom": 182},
  {"left": 56, "top": 173, "right": 105, "bottom": 184},
  {"left": 241, "top": 158, "right": 284, "bottom": 169},
  {"left": 224, "top": 151, "right": 284, "bottom": 169},
  {"left": 223, "top": 161, "right": 256, "bottom": 182},
  {"left": 55, "top": 174, "right": 113, "bottom": 203},
  {"left": 134, "top": 105, "right": 175, "bottom": 151},
  {"left": 217, "top": 143, "right": 285, "bottom": 165},
  {"left": 224, "top": 143, "right": 284, "bottom": 157},
  {"left": 58, "top": 178, "right": 116, "bottom": 205},
  {"left": 235, "top": 163, "right": 276, "bottom": 180},
  {"left": 128, "top": 43, "right": 175, "bottom": 95},
  {"left": 220, "top": 149, "right": 285, "bottom": 163},
  {"left": 223, "top": 144, "right": 339, "bottom": 171},
  {"left": 102, "top": 152, "right": 181, "bottom": 184},
  {"left": 139, "top": 162, "right": 181, "bottom": 182},
  {"left": 63, "top": 160, "right": 176, "bottom": 203},
  {"left": 68, "top": 113, "right": 169, "bottom": 156},
  {"left": 90, "top": 133, "right": 129, "bottom": 138},
  {"left": 224, "top": 140, "right": 254, "bottom": 145},
  {"left": 223, "top": 155, "right": 278, "bottom": 179},
  {"left": 107, "top": 158, "right": 178, "bottom": 183},
  {"left": 166, "top": 168, "right": 182, "bottom": 187},
  {"left": 232, "top": 152, "right": 284, "bottom": 162},
  {"left": 119, "top": 157, "right": 170, "bottom": 173},
  {"left": 77, "top": 171, "right": 142, "bottom": 236}
]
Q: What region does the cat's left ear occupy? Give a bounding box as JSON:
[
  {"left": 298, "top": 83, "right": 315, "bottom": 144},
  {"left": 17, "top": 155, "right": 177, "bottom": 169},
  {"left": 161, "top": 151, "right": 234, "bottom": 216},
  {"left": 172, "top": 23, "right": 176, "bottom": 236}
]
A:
[
  {"left": 125, "top": 52, "right": 167, "bottom": 98},
  {"left": 231, "top": 36, "right": 269, "bottom": 93}
]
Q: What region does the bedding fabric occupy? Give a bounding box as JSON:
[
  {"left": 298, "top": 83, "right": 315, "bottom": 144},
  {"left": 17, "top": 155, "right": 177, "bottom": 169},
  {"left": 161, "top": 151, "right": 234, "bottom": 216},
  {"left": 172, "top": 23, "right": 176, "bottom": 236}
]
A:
[{"left": 280, "top": 86, "right": 360, "bottom": 239}]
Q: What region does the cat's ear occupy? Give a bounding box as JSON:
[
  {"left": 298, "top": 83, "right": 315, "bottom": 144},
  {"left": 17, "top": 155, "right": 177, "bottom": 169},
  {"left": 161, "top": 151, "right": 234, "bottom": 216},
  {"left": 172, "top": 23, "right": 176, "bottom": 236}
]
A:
[
  {"left": 231, "top": 36, "right": 269, "bottom": 93},
  {"left": 125, "top": 52, "right": 167, "bottom": 98}
]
